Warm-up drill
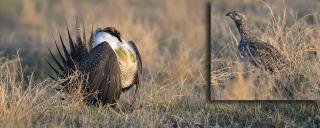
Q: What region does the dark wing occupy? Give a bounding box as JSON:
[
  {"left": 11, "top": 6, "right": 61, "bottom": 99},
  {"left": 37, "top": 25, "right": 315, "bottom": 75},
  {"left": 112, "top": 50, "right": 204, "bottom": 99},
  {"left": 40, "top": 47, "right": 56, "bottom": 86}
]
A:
[
  {"left": 244, "top": 39, "right": 289, "bottom": 72},
  {"left": 80, "top": 42, "right": 122, "bottom": 105},
  {"left": 122, "top": 41, "right": 142, "bottom": 93}
]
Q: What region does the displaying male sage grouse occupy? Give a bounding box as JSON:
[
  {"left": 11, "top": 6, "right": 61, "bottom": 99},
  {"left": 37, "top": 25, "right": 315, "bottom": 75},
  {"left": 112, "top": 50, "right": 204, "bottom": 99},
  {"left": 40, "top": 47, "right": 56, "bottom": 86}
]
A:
[
  {"left": 48, "top": 25, "right": 142, "bottom": 105},
  {"left": 226, "top": 11, "right": 289, "bottom": 73}
]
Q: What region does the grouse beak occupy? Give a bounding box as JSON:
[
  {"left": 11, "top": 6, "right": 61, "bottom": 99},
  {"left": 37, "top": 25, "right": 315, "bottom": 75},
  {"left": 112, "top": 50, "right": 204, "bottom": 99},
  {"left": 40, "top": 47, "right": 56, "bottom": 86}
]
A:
[{"left": 225, "top": 12, "right": 232, "bottom": 17}]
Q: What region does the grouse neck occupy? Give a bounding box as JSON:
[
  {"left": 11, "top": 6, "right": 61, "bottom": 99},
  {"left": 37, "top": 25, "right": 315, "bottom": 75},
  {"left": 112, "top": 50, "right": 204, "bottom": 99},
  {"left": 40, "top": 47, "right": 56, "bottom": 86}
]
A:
[{"left": 235, "top": 20, "right": 255, "bottom": 40}]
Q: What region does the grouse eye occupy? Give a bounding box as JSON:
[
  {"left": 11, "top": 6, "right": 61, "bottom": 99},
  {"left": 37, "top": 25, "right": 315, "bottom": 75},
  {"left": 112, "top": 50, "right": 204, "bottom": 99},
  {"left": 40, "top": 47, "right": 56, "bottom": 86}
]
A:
[{"left": 116, "top": 31, "right": 121, "bottom": 36}]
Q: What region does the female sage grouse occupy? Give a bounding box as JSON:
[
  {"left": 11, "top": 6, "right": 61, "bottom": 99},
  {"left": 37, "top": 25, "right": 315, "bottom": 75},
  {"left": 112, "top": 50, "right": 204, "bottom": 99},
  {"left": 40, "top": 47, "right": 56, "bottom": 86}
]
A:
[
  {"left": 48, "top": 24, "right": 142, "bottom": 105},
  {"left": 226, "top": 11, "right": 289, "bottom": 73}
]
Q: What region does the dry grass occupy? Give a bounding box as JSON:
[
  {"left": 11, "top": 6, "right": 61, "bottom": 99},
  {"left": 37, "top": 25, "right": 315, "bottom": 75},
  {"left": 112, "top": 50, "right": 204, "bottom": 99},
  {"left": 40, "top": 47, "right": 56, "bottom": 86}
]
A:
[
  {"left": 211, "top": 0, "right": 320, "bottom": 100},
  {"left": 1, "top": 58, "right": 320, "bottom": 127},
  {"left": 0, "top": 0, "right": 319, "bottom": 127},
  {"left": 0, "top": 0, "right": 210, "bottom": 127}
]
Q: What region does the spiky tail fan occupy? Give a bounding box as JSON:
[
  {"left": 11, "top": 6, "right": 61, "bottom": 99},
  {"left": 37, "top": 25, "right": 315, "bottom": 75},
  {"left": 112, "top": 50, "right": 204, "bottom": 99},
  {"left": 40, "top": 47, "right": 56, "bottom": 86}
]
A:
[{"left": 48, "top": 23, "right": 92, "bottom": 92}]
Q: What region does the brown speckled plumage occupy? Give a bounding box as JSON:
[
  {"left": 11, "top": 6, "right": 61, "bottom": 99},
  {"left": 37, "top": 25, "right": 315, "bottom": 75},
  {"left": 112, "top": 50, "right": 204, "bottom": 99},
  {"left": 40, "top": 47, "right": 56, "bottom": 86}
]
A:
[{"left": 226, "top": 11, "right": 289, "bottom": 73}]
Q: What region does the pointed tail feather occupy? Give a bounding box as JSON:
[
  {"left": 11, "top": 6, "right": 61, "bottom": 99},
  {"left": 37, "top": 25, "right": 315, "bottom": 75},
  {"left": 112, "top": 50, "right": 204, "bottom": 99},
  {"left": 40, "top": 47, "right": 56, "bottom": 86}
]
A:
[
  {"left": 59, "top": 34, "right": 71, "bottom": 60},
  {"left": 83, "top": 24, "right": 86, "bottom": 43},
  {"left": 76, "top": 19, "right": 82, "bottom": 45},
  {"left": 47, "top": 59, "right": 62, "bottom": 77},
  {"left": 48, "top": 47, "right": 64, "bottom": 71},
  {"left": 48, "top": 22, "right": 92, "bottom": 91},
  {"left": 54, "top": 40, "right": 67, "bottom": 65},
  {"left": 67, "top": 25, "right": 76, "bottom": 56},
  {"left": 88, "top": 25, "right": 94, "bottom": 50}
]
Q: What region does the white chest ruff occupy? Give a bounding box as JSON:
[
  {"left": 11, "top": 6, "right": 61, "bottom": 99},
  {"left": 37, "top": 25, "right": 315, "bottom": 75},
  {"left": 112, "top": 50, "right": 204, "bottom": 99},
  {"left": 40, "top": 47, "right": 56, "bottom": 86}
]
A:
[
  {"left": 94, "top": 32, "right": 138, "bottom": 88},
  {"left": 94, "top": 32, "right": 119, "bottom": 49},
  {"left": 119, "top": 60, "right": 137, "bottom": 88}
]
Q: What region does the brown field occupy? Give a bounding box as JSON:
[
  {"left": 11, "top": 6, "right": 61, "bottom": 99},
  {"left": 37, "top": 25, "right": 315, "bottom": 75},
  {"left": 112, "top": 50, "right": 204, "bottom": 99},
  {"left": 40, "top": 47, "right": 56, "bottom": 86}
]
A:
[
  {"left": 211, "top": 0, "right": 320, "bottom": 100},
  {"left": 0, "top": 0, "right": 319, "bottom": 127},
  {"left": 0, "top": 0, "right": 208, "bottom": 127}
]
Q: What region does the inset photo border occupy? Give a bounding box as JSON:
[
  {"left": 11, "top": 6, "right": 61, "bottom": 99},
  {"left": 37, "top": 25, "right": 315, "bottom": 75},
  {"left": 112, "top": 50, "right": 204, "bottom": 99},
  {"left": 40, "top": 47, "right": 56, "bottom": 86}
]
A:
[{"left": 210, "top": 0, "right": 320, "bottom": 100}]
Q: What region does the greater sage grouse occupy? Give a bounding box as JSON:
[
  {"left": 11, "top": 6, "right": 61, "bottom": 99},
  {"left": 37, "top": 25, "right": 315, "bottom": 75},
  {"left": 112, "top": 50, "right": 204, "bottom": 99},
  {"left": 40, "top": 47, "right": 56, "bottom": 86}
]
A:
[
  {"left": 48, "top": 25, "right": 142, "bottom": 105},
  {"left": 226, "top": 11, "right": 289, "bottom": 73}
]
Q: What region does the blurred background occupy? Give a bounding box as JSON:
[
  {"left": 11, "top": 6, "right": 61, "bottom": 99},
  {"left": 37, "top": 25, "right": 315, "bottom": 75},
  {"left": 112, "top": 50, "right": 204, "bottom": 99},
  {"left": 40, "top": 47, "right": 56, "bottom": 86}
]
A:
[
  {"left": 211, "top": 0, "right": 320, "bottom": 100},
  {"left": 0, "top": 0, "right": 206, "bottom": 83}
]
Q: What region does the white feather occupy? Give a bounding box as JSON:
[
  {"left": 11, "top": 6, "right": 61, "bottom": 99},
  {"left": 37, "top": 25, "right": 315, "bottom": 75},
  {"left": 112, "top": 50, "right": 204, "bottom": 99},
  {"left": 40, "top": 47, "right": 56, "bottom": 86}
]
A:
[{"left": 94, "top": 32, "right": 120, "bottom": 49}]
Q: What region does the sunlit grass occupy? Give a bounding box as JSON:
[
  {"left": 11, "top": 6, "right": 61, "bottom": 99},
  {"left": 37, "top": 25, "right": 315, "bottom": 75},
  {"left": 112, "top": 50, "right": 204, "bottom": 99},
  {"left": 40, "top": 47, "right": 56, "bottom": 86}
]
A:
[
  {"left": 211, "top": 0, "right": 320, "bottom": 100},
  {"left": 0, "top": 0, "right": 209, "bottom": 127}
]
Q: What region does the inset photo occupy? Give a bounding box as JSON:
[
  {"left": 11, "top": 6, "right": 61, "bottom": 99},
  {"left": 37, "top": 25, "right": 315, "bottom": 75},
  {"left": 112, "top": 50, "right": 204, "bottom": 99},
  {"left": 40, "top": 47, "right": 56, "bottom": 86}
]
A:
[{"left": 211, "top": 0, "right": 320, "bottom": 100}]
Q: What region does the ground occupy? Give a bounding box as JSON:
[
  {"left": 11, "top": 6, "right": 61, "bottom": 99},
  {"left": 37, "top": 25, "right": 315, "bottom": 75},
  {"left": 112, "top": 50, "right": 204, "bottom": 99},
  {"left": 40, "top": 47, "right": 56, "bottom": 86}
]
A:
[{"left": 0, "top": 0, "right": 319, "bottom": 127}]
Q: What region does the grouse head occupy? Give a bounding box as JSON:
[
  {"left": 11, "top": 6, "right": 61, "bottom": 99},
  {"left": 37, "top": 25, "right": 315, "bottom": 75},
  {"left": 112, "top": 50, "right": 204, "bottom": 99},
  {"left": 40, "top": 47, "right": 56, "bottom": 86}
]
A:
[
  {"left": 226, "top": 11, "right": 247, "bottom": 27},
  {"left": 226, "top": 11, "right": 255, "bottom": 40},
  {"left": 94, "top": 27, "right": 123, "bottom": 48},
  {"left": 101, "top": 27, "right": 122, "bottom": 42}
]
